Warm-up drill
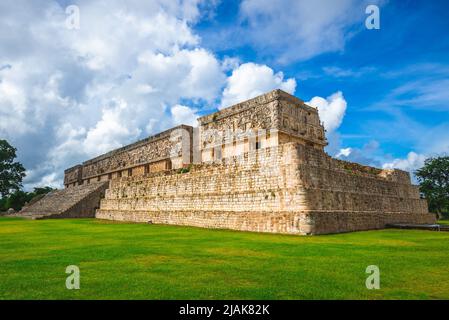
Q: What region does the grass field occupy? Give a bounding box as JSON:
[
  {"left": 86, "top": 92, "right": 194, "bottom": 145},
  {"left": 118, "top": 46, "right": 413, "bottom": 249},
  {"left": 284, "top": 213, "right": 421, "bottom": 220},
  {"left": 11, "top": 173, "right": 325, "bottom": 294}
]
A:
[{"left": 0, "top": 217, "right": 448, "bottom": 300}]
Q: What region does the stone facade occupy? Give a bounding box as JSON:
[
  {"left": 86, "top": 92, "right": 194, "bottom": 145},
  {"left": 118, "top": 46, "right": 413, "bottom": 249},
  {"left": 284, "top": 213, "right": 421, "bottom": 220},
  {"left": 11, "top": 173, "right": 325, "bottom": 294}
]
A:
[
  {"left": 96, "top": 143, "right": 434, "bottom": 234},
  {"left": 198, "top": 90, "right": 326, "bottom": 163},
  {"left": 64, "top": 125, "right": 192, "bottom": 188},
  {"left": 59, "top": 89, "right": 436, "bottom": 234}
]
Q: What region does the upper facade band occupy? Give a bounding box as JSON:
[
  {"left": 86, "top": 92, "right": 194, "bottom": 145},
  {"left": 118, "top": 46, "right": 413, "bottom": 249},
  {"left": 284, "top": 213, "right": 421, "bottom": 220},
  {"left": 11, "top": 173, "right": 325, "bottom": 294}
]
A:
[{"left": 64, "top": 89, "right": 327, "bottom": 187}]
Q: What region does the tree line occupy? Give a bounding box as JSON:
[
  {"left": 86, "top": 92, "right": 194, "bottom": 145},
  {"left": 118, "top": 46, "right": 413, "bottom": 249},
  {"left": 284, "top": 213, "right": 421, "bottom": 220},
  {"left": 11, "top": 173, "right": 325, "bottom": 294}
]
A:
[
  {"left": 0, "top": 139, "right": 53, "bottom": 212},
  {"left": 415, "top": 157, "right": 449, "bottom": 218}
]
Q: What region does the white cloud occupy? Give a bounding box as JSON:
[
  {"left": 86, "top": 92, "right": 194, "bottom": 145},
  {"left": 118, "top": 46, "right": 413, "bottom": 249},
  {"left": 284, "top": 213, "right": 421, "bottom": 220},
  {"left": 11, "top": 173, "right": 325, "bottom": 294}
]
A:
[
  {"left": 0, "top": 0, "right": 326, "bottom": 190},
  {"left": 0, "top": 75, "right": 28, "bottom": 134},
  {"left": 307, "top": 91, "right": 347, "bottom": 133},
  {"left": 0, "top": 0, "right": 226, "bottom": 189},
  {"left": 171, "top": 104, "right": 199, "bottom": 127},
  {"left": 135, "top": 84, "right": 158, "bottom": 94},
  {"left": 221, "top": 62, "right": 296, "bottom": 108},
  {"left": 322, "top": 66, "right": 376, "bottom": 78},
  {"left": 335, "top": 142, "right": 429, "bottom": 179},
  {"left": 221, "top": 56, "right": 240, "bottom": 71},
  {"left": 136, "top": 48, "right": 225, "bottom": 102},
  {"left": 378, "top": 79, "right": 449, "bottom": 111},
  {"left": 239, "top": 0, "right": 382, "bottom": 62},
  {"left": 382, "top": 152, "right": 427, "bottom": 172},
  {"left": 334, "top": 140, "right": 383, "bottom": 168},
  {"left": 82, "top": 99, "right": 142, "bottom": 155},
  {"left": 336, "top": 147, "right": 352, "bottom": 158}
]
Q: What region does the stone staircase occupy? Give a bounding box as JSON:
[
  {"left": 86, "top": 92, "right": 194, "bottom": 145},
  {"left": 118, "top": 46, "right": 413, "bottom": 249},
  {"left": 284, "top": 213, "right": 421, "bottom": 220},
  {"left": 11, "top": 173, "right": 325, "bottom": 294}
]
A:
[{"left": 18, "top": 181, "right": 109, "bottom": 219}]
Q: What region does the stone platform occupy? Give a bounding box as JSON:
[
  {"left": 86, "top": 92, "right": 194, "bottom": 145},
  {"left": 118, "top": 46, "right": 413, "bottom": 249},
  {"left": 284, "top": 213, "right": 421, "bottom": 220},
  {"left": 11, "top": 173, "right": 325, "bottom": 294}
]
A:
[{"left": 96, "top": 143, "right": 436, "bottom": 234}]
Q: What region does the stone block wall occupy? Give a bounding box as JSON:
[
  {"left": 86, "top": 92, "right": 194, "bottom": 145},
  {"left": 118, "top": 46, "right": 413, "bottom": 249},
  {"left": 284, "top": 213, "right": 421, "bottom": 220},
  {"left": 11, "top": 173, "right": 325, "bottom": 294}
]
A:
[
  {"left": 198, "top": 89, "right": 327, "bottom": 163},
  {"left": 96, "top": 142, "right": 435, "bottom": 234},
  {"left": 291, "top": 144, "right": 435, "bottom": 233},
  {"left": 64, "top": 125, "right": 192, "bottom": 188},
  {"left": 98, "top": 143, "right": 306, "bottom": 213},
  {"left": 64, "top": 165, "right": 83, "bottom": 187},
  {"left": 97, "top": 143, "right": 316, "bottom": 233}
]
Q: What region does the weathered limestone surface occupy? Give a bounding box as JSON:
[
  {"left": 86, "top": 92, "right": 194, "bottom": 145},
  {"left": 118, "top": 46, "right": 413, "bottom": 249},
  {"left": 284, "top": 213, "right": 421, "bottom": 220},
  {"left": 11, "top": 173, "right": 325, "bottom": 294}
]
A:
[
  {"left": 96, "top": 143, "right": 435, "bottom": 234},
  {"left": 30, "top": 89, "right": 435, "bottom": 233},
  {"left": 293, "top": 144, "right": 435, "bottom": 233},
  {"left": 198, "top": 90, "right": 326, "bottom": 163},
  {"left": 18, "top": 181, "right": 109, "bottom": 219},
  {"left": 64, "top": 125, "right": 192, "bottom": 187}
]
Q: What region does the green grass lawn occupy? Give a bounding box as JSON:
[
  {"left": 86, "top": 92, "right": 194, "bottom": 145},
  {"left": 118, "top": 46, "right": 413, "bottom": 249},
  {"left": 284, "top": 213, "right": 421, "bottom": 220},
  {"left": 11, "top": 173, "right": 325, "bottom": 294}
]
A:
[{"left": 0, "top": 217, "right": 448, "bottom": 300}]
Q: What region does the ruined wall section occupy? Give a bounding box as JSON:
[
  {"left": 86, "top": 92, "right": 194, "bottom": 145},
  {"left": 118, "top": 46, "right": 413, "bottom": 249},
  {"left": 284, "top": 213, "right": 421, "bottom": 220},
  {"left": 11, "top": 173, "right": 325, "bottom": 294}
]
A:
[
  {"left": 197, "top": 89, "right": 327, "bottom": 163},
  {"left": 64, "top": 125, "right": 193, "bottom": 187},
  {"left": 198, "top": 90, "right": 280, "bottom": 162},
  {"left": 64, "top": 165, "right": 83, "bottom": 187},
  {"left": 277, "top": 94, "right": 327, "bottom": 150},
  {"left": 96, "top": 143, "right": 313, "bottom": 234},
  {"left": 96, "top": 142, "right": 435, "bottom": 235},
  {"left": 294, "top": 144, "right": 435, "bottom": 233}
]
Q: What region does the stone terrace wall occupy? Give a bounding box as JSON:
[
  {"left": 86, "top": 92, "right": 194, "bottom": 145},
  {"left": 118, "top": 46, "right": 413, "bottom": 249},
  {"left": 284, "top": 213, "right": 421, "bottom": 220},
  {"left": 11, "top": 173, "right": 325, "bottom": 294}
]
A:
[
  {"left": 96, "top": 143, "right": 314, "bottom": 234},
  {"left": 292, "top": 144, "right": 435, "bottom": 233},
  {"left": 96, "top": 143, "right": 435, "bottom": 235},
  {"left": 82, "top": 125, "right": 192, "bottom": 180}
]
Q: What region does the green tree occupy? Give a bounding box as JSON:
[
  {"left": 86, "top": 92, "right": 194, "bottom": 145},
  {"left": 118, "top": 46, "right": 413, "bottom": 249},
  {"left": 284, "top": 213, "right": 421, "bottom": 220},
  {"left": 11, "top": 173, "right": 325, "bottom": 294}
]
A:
[
  {"left": 415, "top": 156, "right": 449, "bottom": 216},
  {"left": 32, "top": 186, "right": 54, "bottom": 196},
  {"left": 0, "top": 139, "right": 26, "bottom": 198},
  {"left": 0, "top": 186, "right": 55, "bottom": 212},
  {"left": 0, "top": 197, "right": 7, "bottom": 212}
]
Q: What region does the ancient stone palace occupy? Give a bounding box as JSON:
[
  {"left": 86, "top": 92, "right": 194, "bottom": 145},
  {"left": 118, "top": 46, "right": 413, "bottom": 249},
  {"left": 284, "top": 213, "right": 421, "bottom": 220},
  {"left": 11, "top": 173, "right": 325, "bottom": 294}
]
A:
[{"left": 19, "top": 89, "right": 436, "bottom": 234}]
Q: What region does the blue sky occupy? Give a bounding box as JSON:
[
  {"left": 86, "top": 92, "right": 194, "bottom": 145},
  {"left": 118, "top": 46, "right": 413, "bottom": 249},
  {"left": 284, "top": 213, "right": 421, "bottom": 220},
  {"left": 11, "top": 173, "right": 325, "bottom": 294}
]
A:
[
  {"left": 195, "top": 0, "right": 449, "bottom": 165},
  {"left": 0, "top": 0, "right": 448, "bottom": 188}
]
